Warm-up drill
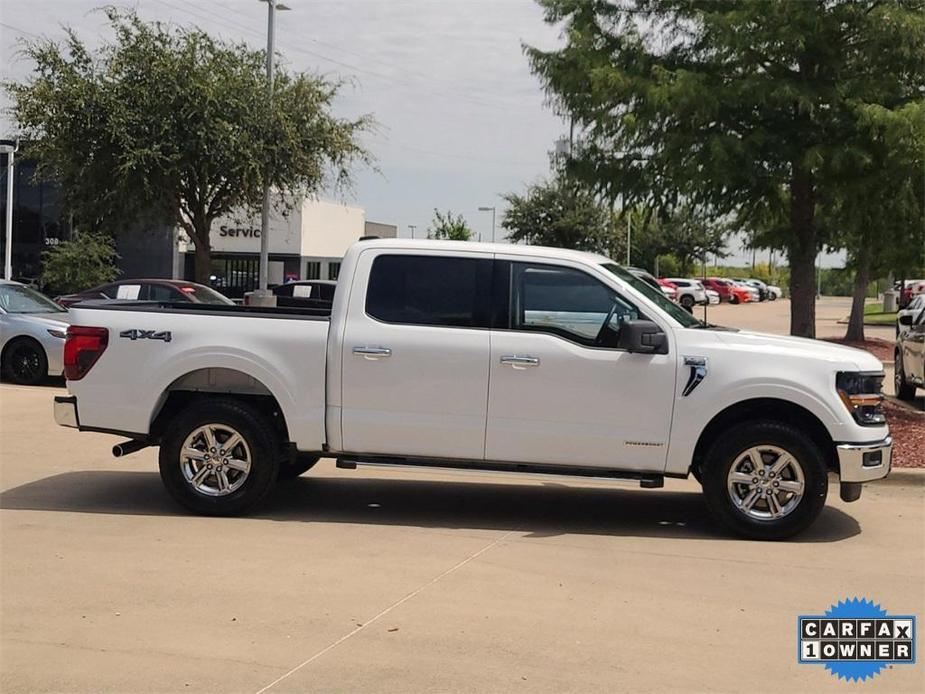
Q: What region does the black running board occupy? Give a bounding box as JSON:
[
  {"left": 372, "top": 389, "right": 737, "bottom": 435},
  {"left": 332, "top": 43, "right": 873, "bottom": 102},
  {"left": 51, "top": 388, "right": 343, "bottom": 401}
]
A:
[{"left": 335, "top": 455, "right": 664, "bottom": 488}]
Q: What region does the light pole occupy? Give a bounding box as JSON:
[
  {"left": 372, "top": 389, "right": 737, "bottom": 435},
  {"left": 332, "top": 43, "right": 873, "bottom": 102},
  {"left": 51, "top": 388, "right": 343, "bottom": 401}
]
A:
[
  {"left": 256, "top": 0, "right": 290, "bottom": 298},
  {"left": 477, "top": 206, "right": 496, "bottom": 243},
  {"left": 1, "top": 139, "right": 18, "bottom": 280},
  {"left": 409, "top": 224, "right": 416, "bottom": 239}
]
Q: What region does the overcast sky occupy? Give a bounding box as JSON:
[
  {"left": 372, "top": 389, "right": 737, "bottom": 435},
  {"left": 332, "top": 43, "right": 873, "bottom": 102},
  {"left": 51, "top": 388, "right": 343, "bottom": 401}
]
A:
[{"left": 1, "top": 0, "right": 843, "bottom": 268}]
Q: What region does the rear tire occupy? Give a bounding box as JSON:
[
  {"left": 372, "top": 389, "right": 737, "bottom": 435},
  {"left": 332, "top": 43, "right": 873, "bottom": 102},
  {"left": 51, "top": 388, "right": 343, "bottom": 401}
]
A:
[
  {"left": 159, "top": 399, "right": 281, "bottom": 515},
  {"left": 3, "top": 338, "right": 47, "bottom": 385},
  {"left": 730, "top": 295, "right": 740, "bottom": 305},
  {"left": 701, "top": 420, "right": 828, "bottom": 540},
  {"left": 895, "top": 350, "right": 916, "bottom": 401},
  {"left": 680, "top": 295, "right": 694, "bottom": 309}
]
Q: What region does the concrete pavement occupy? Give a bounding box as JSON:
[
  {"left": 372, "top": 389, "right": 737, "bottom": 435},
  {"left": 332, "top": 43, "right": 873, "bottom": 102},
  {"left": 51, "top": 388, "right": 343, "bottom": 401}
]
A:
[{"left": 1, "top": 381, "right": 923, "bottom": 693}]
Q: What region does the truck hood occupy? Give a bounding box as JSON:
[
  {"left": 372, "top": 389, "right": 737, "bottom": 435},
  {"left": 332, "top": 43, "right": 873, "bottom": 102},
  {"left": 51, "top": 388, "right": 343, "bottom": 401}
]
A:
[{"left": 709, "top": 329, "right": 883, "bottom": 372}]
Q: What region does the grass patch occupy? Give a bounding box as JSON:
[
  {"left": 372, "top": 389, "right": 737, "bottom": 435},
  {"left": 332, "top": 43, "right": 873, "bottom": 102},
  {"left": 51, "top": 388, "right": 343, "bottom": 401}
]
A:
[{"left": 863, "top": 301, "right": 897, "bottom": 325}]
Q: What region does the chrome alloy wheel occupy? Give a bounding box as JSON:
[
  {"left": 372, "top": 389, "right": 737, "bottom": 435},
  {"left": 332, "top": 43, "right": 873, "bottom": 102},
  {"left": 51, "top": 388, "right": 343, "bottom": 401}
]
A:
[
  {"left": 180, "top": 424, "right": 251, "bottom": 497},
  {"left": 726, "top": 445, "right": 805, "bottom": 520}
]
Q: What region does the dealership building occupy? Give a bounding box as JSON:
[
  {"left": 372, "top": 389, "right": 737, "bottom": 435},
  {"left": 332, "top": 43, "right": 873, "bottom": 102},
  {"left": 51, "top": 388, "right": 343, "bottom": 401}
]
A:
[
  {"left": 1, "top": 150, "right": 395, "bottom": 295},
  {"left": 176, "top": 199, "right": 396, "bottom": 297}
]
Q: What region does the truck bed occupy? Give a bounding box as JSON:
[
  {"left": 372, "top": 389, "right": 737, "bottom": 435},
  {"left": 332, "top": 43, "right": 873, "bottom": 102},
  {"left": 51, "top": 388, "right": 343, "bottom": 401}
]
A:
[{"left": 65, "top": 301, "right": 330, "bottom": 450}]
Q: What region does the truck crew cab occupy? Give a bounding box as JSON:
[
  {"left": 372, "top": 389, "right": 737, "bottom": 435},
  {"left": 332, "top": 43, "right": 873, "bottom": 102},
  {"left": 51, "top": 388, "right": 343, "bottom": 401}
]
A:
[{"left": 54, "top": 240, "right": 891, "bottom": 539}]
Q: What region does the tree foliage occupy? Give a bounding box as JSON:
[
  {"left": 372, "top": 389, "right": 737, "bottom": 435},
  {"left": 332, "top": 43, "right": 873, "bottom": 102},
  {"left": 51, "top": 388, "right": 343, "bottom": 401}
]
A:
[
  {"left": 501, "top": 178, "right": 614, "bottom": 252},
  {"left": 41, "top": 232, "right": 119, "bottom": 294},
  {"left": 526, "top": 0, "right": 925, "bottom": 337},
  {"left": 7, "top": 9, "right": 372, "bottom": 282},
  {"left": 428, "top": 209, "right": 473, "bottom": 241},
  {"left": 633, "top": 204, "right": 731, "bottom": 275}
]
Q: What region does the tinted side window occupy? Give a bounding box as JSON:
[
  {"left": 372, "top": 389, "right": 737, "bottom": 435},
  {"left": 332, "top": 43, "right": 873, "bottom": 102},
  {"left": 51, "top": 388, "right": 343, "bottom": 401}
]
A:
[
  {"left": 366, "top": 255, "right": 491, "bottom": 328},
  {"left": 512, "top": 263, "right": 639, "bottom": 346}
]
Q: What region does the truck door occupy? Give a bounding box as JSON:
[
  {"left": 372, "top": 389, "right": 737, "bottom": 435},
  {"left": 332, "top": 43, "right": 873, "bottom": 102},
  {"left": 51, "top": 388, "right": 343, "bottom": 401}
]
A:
[
  {"left": 485, "top": 259, "right": 676, "bottom": 471},
  {"left": 339, "top": 250, "right": 493, "bottom": 460}
]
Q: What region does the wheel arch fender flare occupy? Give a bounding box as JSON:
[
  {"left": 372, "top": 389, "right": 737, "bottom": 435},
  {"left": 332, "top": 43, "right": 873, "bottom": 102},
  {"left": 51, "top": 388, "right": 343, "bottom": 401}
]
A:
[
  {"left": 689, "top": 397, "right": 838, "bottom": 479},
  {"left": 146, "top": 359, "right": 298, "bottom": 441}
]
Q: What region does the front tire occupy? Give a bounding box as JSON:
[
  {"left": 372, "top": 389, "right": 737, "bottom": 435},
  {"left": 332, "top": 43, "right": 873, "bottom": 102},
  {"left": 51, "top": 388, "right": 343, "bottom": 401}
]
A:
[
  {"left": 895, "top": 350, "right": 916, "bottom": 401},
  {"left": 680, "top": 295, "right": 694, "bottom": 309},
  {"left": 3, "top": 338, "right": 47, "bottom": 385},
  {"left": 159, "top": 399, "right": 281, "bottom": 515},
  {"left": 701, "top": 421, "right": 828, "bottom": 540}
]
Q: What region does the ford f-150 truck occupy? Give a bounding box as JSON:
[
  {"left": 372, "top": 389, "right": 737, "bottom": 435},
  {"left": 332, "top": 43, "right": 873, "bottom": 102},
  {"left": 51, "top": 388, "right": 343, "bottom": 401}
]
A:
[{"left": 54, "top": 239, "right": 892, "bottom": 539}]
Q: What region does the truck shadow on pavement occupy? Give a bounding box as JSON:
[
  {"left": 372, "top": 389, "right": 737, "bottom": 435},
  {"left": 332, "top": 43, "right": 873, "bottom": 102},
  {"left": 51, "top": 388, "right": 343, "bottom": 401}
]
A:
[{"left": 0, "top": 470, "right": 860, "bottom": 543}]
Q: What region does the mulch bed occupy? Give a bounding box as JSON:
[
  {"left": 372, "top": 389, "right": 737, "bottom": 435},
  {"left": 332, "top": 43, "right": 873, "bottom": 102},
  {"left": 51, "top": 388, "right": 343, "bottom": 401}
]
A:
[
  {"left": 883, "top": 400, "right": 925, "bottom": 468},
  {"left": 822, "top": 337, "right": 894, "bottom": 363}
]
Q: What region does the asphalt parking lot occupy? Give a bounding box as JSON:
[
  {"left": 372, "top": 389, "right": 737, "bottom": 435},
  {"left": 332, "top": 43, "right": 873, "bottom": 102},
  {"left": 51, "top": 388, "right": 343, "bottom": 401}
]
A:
[{"left": 1, "top": 298, "right": 923, "bottom": 693}]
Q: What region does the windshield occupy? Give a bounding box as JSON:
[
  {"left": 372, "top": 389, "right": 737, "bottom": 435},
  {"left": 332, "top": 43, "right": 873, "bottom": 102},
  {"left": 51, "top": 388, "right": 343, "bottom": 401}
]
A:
[
  {"left": 0, "top": 284, "right": 67, "bottom": 314},
  {"left": 600, "top": 263, "right": 701, "bottom": 328}
]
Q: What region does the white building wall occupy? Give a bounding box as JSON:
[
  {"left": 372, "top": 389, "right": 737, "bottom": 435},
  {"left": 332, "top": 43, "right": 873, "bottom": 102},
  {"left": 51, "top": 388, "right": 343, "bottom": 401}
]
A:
[{"left": 299, "top": 199, "right": 366, "bottom": 258}]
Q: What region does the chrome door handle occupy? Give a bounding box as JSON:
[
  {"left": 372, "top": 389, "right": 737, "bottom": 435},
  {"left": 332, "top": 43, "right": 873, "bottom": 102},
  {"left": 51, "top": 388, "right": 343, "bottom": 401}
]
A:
[
  {"left": 353, "top": 346, "right": 392, "bottom": 359},
  {"left": 500, "top": 355, "right": 540, "bottom": 367}
]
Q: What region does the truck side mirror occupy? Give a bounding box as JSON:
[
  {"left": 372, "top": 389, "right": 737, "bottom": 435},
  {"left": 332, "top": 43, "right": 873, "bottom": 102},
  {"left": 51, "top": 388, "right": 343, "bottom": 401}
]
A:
[
  {"left": 898, "top": 314, "right": 913, "bottom": 326},
  {"left": 618, "top": 320, "right": 667, "bottom": 354}
]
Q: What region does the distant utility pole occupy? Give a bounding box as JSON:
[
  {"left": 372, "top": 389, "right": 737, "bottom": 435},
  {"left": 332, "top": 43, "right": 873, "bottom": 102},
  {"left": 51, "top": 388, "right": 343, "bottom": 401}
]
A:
[
  {"left": 1, "top": 139, "right": 18, "bottom": 280},
  {"left": 256, "top": 0, "right": 291, "bottom": 296},
  {"left": 409, "top": 224, "right": 416, "bottom": 239}
]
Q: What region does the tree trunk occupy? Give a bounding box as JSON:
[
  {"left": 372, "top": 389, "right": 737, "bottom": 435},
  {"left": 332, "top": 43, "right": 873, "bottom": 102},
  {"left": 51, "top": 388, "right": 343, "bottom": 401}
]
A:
[
  {"left": 788, "top": 167, "right": 817, "bottom": 338},
  {"left": 845, "top": 246, "right": 871, "bottom": 342},
  {"left": 192, "top": 225, "right": 212, "bottom": 285}
]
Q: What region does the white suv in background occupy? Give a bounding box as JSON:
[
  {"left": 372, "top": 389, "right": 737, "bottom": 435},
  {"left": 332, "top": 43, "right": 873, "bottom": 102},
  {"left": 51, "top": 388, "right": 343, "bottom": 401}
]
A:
[{"left": 665, "top": 278, "right": 708, "bottom": 310}]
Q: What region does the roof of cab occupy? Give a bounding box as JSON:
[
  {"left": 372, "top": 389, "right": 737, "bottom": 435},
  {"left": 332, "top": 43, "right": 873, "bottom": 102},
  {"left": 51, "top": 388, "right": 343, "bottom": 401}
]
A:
[{"left": 352, "top": 238, "right": 613, "bottom": 266}]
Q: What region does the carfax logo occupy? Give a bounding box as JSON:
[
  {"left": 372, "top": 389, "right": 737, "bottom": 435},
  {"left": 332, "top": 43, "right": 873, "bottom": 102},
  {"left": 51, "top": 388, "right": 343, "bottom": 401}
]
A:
[{"left": 798, "top": 598, "right": 916, "bottom": 682}]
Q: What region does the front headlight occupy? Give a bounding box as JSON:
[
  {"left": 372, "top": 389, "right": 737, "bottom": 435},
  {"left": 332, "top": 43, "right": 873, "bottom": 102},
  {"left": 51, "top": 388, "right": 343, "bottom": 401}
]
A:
[
  {"left": 836, "top": 371, "right": 886, "bottom": 426},
  {"left": 47, "top": 329, "right": 67, "bottom": 339}
]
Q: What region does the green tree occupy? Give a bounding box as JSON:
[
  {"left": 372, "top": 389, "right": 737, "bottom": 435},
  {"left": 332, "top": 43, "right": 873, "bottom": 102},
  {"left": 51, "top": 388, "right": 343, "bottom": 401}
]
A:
[
  {"left": 635, "top": 205, "right": 731, "bottom": 275},
  {"left": 835, "top": 104, "right": 925, "bottom": 341},
  {"left": 526, "top": 0, "right": 925, "bottom": 337},
  {"left": 501, "top": 178, "right": 614, "bottom": 252},
  {"left": 41, "top": 232, "right": 120, "bottom": 294},
  {"left": 7, "top": 9, "right": 371, "bottom": 283},
  {"left": 428, "top": 209, "right": 473, "bottom": 241}
]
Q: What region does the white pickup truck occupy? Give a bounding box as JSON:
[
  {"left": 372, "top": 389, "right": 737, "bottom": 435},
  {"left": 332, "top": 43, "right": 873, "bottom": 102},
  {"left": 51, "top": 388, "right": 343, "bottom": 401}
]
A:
[{"left": 54, "top": 239, "right": 891, "bottom": 539}]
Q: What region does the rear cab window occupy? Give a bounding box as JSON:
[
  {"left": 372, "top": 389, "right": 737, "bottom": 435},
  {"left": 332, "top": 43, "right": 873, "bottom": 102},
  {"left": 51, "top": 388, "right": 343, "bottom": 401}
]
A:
[{"left": 365, "top": 254, "right": 492, "bottom": 328}]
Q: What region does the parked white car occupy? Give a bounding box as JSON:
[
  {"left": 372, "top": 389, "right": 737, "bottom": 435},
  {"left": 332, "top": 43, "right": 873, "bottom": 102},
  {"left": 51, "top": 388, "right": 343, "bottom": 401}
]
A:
[
  {"left": 55, "top": 239, "right": 891, "bottom": 540},
  {"left": 766, "top": 285, "right": 782, "bottom": 300},
  {"left": 665, "top": 278, "right": 708, "bottom": 310},
  {"left": 897, "top": 293, "right": 925, "bottom": 336},
  {"left": 705, "top": 288, "right": 721, "bottom": 305},
  {"left": 0, "top": 280, "right": 70, "bottom": 385}
]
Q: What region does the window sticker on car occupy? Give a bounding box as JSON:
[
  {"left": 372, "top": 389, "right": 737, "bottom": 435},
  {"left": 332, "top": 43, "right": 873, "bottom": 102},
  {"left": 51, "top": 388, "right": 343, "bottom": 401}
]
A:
[
  {"left": 116, "top": 284, "right": 141, "bottom": 300},
  {"left": 293, "top": 285, "right": 313, "bottom": 298}
]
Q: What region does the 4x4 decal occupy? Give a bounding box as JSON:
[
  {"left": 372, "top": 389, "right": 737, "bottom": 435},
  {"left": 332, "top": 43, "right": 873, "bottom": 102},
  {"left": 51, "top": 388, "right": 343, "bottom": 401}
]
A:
[{"left": 119, "top": 329, "right": 172, "bottom": 343}]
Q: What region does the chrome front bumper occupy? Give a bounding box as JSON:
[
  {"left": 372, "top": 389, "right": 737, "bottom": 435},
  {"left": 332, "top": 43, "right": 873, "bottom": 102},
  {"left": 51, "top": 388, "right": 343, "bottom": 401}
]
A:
[
  {"left": 54, "top": 395, "right": 79, "bottom": 428},
  {"left": 837, "top": 436, "right": 892, "bottom": 483}
]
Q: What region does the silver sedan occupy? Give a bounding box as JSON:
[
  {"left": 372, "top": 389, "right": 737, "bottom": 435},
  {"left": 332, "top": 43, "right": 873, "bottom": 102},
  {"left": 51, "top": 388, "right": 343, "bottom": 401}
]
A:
[{"left": 0, "top": 280, "right": 70, "bottom": 385}]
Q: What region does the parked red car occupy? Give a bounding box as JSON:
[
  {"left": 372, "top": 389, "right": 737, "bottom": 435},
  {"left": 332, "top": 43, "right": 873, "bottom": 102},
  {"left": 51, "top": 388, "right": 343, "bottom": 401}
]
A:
[
  {"left": 56, "top": 279, "right": 234, "bottom": 308},
  {"left": 701, "top": 277, "right": 752, "bottom": 304}
]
